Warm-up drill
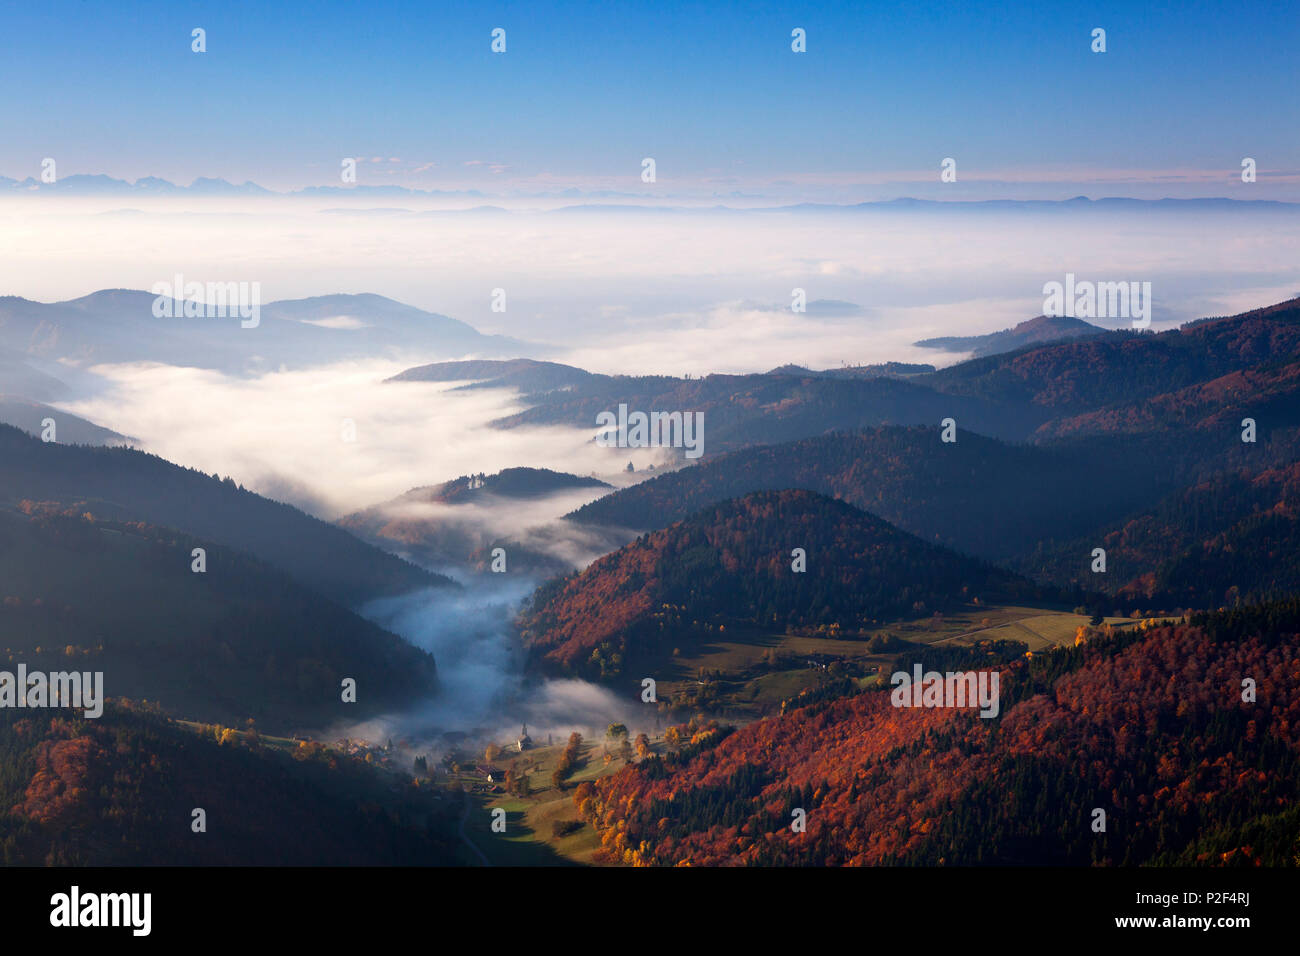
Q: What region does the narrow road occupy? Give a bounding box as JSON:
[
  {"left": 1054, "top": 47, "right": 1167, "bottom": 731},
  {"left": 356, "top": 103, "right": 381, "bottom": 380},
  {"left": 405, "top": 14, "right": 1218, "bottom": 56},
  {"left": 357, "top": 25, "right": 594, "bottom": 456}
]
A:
[{"left": 929, "top": 616, "right": 1045, "bottom": 646}]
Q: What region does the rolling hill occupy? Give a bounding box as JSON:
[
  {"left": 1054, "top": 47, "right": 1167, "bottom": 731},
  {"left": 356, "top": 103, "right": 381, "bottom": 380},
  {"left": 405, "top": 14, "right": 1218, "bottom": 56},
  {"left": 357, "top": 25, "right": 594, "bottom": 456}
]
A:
[
  {"left": 386, "top": 357, "right": 1045, "bottom": 452},
  {"left": 564, "top": 298, "right": 1300, "bottom": 599},
  {"left": 764, "top": 361, "right": 936, "bottom": 379},
  {"left": 0, "top": 503, "right": 438, "bottom": 730},
  {"left": 0, "top": 290, "right": 535, "bottom": 374},
  {"left": 386, "top": 358, "right": 594, "bottom": 393},
  {"left": 382, "top": 299, "right": 1300, "bottom": 466},
  {"left": 1031, "top": 358, "right": 1300, "bottom": 440},
  {"left": 519, "top": 489, "right": 1047, "bottom": 677},
  {"left": 0, "top": 424, "right": 450, "bottom": 606},
  {"left": 388, "top": 467, "right": 611, "bottom": 505},
  {"left": 915, "top": 313, "right": 1107, "bottom": 357},
  {"left": 921, "top": 297, "right": 1300, "bottom": 415},
  {"left": 491, "top": 371, "right": 1040, "bottom": 450},
  {"left": 566, "top": 426, "right": 1163, "bottom": 562},
  {"left": 0, "top": 348, "right": 69, "bottom": 402}
]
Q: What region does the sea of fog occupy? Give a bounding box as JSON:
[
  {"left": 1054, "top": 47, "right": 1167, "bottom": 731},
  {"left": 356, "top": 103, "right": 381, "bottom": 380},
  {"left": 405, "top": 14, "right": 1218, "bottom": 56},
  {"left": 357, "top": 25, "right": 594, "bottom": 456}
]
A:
[{"left": 21, "top": 197, "right": 1299, "bottom": 749}]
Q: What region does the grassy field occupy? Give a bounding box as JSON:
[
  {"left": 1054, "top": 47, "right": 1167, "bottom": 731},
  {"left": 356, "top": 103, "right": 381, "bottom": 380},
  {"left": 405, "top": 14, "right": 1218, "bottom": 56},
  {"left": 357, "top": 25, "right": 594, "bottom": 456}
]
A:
[
  {"left": 461, "top": 739, "right": 638, "bottom": 866},
  {"left": 649, "top": 603, "right": 1143, "bottom": 716},
  {"left": 922, "top": 608, "right": 1140, "bottom": 652},
  {"left": 175, "top": 720, "right": 303, "bottom": 753}
]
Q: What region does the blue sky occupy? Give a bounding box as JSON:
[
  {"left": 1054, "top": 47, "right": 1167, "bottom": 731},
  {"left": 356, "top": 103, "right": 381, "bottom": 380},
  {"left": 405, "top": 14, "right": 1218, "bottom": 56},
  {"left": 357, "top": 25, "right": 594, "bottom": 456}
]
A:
[{"left": 2, "top": 0, "right": 1297, "bottom": 197}]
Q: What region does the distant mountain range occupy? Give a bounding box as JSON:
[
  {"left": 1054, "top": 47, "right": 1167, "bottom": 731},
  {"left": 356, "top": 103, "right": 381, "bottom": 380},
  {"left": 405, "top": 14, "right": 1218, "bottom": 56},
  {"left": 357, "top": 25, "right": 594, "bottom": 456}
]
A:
[
  {"left": 0, "top": 290, "right": 538, "bottom": 374},
  {"left": 378, "top": 300, "right": 1300, "bottom": 471},
  {"left": 470, "top": 362, "right": 1039, "bottom": 449},
  {"left": 3, "top": 175, "right": 1297, "bottom": 210},
  {"left": 0, "top": 173, "right": 481, "bottom": 198},
  {"left": 780, "top": 196, "right": 1300, "bottom": 213},
  {"left": 0, "top": 174, "right": 276, "bottom": 196}
]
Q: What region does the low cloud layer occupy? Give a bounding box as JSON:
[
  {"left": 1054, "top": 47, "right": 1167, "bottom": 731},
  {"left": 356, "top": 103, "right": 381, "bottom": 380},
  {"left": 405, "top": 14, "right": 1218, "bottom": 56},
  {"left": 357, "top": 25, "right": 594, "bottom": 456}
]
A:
[
  {"left": 6, "top": 200, "right": 1296, "bottom": 377},
  {"left": 60, "top": 360, "right": 628, "bottom": 519},
  {"left": 366, "top": 489, "right": 636, "bottom": 572}
]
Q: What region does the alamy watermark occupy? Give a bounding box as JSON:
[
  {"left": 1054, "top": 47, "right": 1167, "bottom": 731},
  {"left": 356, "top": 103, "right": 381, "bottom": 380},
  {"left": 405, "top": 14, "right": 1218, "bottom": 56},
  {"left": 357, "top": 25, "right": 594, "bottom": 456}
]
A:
[
  {"left": 890, "top": 664, "right": 1000, "bottom": 718},
  {"left": 50, "top": 886, "right": 150, "bottom": 936},
  {"left": 1043, "top": 272, "right": 1151, "bottom": 328},
  {"left": 151, "top": 273, "right": 261, "bottom": 328},
  {"left": 0, "top": 665, "right": 103, "bottom": 718},
  {"left": 595, "top": 404, "right": 704, "bottom": 459}
]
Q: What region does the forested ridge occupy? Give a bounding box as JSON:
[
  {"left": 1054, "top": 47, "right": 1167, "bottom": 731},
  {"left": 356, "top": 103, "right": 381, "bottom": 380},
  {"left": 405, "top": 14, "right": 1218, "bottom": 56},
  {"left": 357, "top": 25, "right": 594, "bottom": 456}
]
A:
[
  {"left": 521, "top": 489, "right": 1056, "bottom": 677},
  {"left": 577, "top": 603, "right": 1300, "bottom": 866},
  {"left": 0, "top": 424, "right": 449, "bottom": 606},
  {"left": 0, "top": 702, "right": 460, "bottom": 865},
  {"left": 567, "top": 299, "right": 1300, "bottom": 608},
  {"left": 0, "top": 503, "right": 436, "bottom": 730},
  {"left": 1020, "top": 459, "right": 1300, "bottom": 606}
]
